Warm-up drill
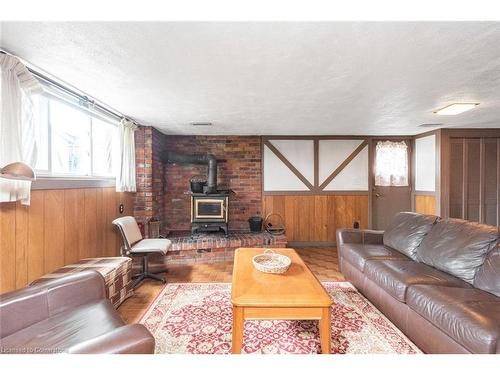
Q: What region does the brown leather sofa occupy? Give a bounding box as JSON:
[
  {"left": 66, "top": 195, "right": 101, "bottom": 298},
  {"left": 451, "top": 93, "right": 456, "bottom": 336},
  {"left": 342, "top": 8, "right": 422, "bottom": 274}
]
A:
[
  {"left": 0, "top": 270, "right": 155, "bottom": 354},
  {"left": 337, "top": 212, "right": 500, "bottom": 354}
]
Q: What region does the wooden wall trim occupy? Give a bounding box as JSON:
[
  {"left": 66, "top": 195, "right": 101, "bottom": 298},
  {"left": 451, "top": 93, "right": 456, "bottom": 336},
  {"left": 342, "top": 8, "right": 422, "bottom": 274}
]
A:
[
  {"left": 263, "top": 137, "right": 370, "bottom": 196},
  {"left": 410, "top": 137, "right": 416, "bottom": 212},
  {"left": 462, "top": 139, "right": 468, "bottom": 220},
  {"left": 313, "top": 139, "right": 319, "bottom": 188},
  {"left": 263, "top": 191, "right": 369, "bottom": 196},
  {"left": 443, "top": 128, "right": 500, "bottom": 138},
  {"left": 318, "top": 141, "right": 368, "bottom": 191},
  {"left": 434, "top": 130, "right": 442, "bottom": 216},
  {"left": 414, "top": 191, "right": 436, "bottom": 196},
  {"left": 497, "top": 138, "right": 500, "bottom": 227},
  {"left": 479, "top": 138, "right": 486, "bottom": 223},
  {"left": 263, "top": 135, "right": 369, "bottom": 141},
  {"left": 263, "top": 140, "right": 314, "bottom": 191},
  {"left": 32, "top": 177, "right": 116, "bottom": 190},
  {"left": 368, "top": 137, "right": 374, "bottom": 228},
  {"left": 439, "top": 129, "right": 450, "bottom": 218}
]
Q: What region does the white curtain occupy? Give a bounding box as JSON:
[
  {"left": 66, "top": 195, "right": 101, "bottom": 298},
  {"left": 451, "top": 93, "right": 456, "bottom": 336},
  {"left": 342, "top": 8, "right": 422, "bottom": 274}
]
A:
[
  {"left": 0, "top": 54, "right": 43, "bottom": 205},
  {"left": 375, "top": 141, "right": 409, "bottom": 187},
  {"left": 116, "top": 118, "right": 138, "bottom": 192}
]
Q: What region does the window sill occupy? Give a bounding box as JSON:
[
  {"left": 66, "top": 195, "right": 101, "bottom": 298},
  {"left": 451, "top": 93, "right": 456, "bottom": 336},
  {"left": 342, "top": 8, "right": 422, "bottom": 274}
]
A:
[{"left": 32, "top": 176, "right": 116, "bottom": 190}]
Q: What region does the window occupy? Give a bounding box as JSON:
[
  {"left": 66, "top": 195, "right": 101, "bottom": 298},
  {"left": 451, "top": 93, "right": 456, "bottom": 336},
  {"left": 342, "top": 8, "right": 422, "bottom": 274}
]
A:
[
  {"left": 32, "top": 95, "right": 119, "bottom": 178},
  {"left": 374, "top": 141, "right": 409, "bottom": 186}
]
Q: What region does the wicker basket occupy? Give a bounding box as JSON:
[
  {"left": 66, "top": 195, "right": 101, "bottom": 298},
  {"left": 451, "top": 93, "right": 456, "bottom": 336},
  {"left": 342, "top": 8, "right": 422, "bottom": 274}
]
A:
[
  {"left": 252, "top": 249, "right": 291, "bottom": 274},
  {"left": 264, "top": 213, "right": 286, "bottom": 235}
]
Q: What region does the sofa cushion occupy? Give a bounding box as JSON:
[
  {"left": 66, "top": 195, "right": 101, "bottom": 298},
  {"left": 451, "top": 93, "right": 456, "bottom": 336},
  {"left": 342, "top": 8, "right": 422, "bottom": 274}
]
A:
[
  {"left": 407, "top": 285, "right": 500, "bottom": 353},
  {"left": 364, "top": 259, "right": 470, "bottom": 302},
  {"left": 474, "top": 244, "right": 500, "bottom": 297},
  {"left": 340, "top": 243, "right": 410, "bottom": 272},
  {"left": 416, "top": 219, "right": 499, "bottom": 284},
  {"left": 0, "top": 300, "right": 124, "bottom": 353},
  {"left": 383, "top": 212, "right": 438, "bottom": 260}
]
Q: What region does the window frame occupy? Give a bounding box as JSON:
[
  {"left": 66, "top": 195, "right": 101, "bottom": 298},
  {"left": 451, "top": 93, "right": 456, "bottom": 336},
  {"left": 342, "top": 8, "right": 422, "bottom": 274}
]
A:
[{"left": 33, "top": 93, "right": 120, "bottom": 181}]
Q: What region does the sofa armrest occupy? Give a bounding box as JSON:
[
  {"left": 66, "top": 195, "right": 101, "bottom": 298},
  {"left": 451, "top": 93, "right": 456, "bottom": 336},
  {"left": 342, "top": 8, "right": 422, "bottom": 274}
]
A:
[
  {"left": 67, "top": 324, "right": 155, "bottom": 354},
  {"left": 0, "top": 270, "right": 106, "bottom": 339},
  {"left": 336, "top": 228, "right": 384, "bottom": 246},
  {"left": 336, "top": 229, "right": 385, "bottom": 273},
  {"left": 44, "top": 270, "right": 107, "bottom": 316}
]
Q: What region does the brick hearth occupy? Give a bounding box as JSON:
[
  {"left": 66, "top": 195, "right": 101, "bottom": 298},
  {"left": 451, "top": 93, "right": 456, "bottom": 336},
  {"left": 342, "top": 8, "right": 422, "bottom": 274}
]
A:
[{"left": 165, "top": 232, "right": 287, "bottom": 264}]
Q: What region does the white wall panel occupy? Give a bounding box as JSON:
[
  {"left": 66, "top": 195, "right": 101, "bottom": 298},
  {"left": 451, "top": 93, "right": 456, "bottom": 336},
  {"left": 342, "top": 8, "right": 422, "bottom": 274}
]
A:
[
  {"left": 415, "top": 135, "right": 436, "bottom": 191},
  {"left": 263, "top": 145, "right": 308, "bottom": 191},
  {"left": 325, "top": 145, "right": 369, "bottom": 191},
  {"left": 318, "top": 140, "right": 364, "bottom": 184},
  {"left": 270, "top": 140, "right": 314, "bottom": 184}
]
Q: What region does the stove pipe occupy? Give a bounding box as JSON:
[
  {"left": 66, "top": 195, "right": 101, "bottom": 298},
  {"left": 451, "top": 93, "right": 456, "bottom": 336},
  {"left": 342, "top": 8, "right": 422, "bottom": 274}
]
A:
[{"left": 161, "top": 151, "right": 218, "bottom": 193}]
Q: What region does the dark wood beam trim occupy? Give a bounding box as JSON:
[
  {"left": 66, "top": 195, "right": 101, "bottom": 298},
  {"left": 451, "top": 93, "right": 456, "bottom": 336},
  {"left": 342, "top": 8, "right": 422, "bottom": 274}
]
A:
[
  {"left": 479, "top": 138, "right": 486, "bottom": 224},
  {"left": 462, "top": 139, "right": 468, "bottom": 220},
  {"left": 497, "top": 138, "right": 500, "bottom": 227},
  {"left": 410, "top": 138, "right": 416, "bottom": 212},
  {"left": 367, "top": 137, "right": 374, "bottom": 229},
  {"left": 414, "top": 190, "right": 437, "bottom": 196},
  {"left": 318, "top": 140, "right": 368, "bottom": 191},
  {"left": 314, "top": 139, "right": 319, "bottom": 188},
  {"left": 434, "top": 130, "right": 442, "bottom": 217},
  {"left": 264, "top": 140, "right": 314, "bottom": 191},
  {"left": 444, "top": 128, "right": 500, "bottom": 138},
  {"left": 263, "top": 190, "right": 369, "bottom": 196}
]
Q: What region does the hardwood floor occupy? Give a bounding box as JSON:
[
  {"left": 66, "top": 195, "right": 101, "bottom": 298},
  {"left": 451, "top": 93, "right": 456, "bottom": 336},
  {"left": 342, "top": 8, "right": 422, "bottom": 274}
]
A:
[{"left": 118, "top": 247, "right": 343, "bottom": 324}]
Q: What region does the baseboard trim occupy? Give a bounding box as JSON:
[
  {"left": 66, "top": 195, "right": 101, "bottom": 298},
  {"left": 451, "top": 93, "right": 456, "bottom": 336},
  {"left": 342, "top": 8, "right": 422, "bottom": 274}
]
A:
[{"left": 287, "top": 241, "right": 336, "bottom": 247}]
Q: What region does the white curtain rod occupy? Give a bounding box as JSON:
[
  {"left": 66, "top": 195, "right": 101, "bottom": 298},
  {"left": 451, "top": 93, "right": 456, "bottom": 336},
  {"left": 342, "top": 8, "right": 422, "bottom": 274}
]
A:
[{"left": 0, "top": 49, "right": 135, "bottom": 124}]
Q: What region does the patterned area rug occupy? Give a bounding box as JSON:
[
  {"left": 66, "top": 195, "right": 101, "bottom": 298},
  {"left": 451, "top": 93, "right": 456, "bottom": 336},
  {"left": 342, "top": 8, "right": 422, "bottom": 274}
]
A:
[{"left": 140, "top": 282, "right": 422, "bottom": 354}]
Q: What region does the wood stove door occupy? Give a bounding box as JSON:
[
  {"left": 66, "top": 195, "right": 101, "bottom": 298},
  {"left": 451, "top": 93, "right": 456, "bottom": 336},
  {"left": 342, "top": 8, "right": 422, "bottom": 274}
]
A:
[{"left": 193, "top": 198, "right": 227, "bottom": 221}]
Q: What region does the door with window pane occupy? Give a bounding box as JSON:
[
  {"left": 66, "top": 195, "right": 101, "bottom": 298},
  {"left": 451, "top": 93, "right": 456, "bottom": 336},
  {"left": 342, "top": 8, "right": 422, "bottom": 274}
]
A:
[{"left": 372, "top": 139, "right": 412, "bottom": 230}]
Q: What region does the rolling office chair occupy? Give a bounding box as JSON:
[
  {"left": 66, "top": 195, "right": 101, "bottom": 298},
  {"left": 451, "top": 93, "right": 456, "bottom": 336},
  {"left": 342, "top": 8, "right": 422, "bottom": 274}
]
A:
[{"left": 112, "top": 216, "right": 171, "bottom": 287}]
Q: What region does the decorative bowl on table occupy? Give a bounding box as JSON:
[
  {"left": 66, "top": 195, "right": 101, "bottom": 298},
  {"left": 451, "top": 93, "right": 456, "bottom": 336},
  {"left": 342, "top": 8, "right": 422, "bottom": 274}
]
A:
[{"left": 252, "top": 249, "right": 291, "bottom": 274}]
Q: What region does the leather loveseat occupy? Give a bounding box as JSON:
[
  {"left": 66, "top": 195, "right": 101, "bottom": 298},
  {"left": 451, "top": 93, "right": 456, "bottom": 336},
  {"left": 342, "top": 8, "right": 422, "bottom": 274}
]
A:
[
  {"left": 0, "top": 270, "right": 154, "bottom": 354},
  {"left": 337, "top": 212, "right": 500, "bottom": 354}
]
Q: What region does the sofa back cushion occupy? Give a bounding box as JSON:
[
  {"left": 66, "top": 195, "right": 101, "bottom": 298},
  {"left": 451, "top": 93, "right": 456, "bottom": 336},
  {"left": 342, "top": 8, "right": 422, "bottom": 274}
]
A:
[
  {"left": 474, "top": 244, "right": 500, "bottom": 297},
  {"left": 416, "top": 219, "right": 499, "bottom": 284},
  {"left": 383, "top": 212, "right": 439, "bottom": 260}
]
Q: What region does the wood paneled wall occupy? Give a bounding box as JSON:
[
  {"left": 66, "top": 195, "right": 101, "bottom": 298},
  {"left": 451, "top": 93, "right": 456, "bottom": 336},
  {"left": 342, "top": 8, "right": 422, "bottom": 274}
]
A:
[
  {"left": 415, "top": 195, "right": 436, "bottom": 215},
  {"left": 262, "top": 195, "right": 369, "bottom": 243},
  {"left": 0, "top": 188, "right": 134, "bottom": 294},
  {"left": 448, "top": 137, "right": 499, "bottom": 225}
]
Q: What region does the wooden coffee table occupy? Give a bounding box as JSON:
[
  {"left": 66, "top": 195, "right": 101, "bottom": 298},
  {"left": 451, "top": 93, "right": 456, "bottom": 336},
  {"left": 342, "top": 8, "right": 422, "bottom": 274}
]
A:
[{"left": 231, "top": 248, "right": 333, "bottom": 354}]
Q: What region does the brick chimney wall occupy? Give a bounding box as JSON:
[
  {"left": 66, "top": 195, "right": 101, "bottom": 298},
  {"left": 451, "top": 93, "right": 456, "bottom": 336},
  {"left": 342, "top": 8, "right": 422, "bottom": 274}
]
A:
[
  {"left": 134, "top": 126, "right": 168, "bottom": 231},
  {"left": 164, "top": 136, "right": 263, "bottom": 232},
  {"left": 134, "top": 132, "right": 263, "bottom": 234}
]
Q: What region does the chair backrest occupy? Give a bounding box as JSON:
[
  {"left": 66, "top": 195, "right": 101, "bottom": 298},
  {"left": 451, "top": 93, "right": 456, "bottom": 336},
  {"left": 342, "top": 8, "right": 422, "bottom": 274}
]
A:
[{"left": 112, "top": 216, "right": 143, "bottom": 254}]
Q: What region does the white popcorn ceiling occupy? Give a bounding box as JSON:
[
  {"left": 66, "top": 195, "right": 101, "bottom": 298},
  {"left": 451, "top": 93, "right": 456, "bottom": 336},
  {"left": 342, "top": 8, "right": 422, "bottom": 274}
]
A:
[{"left": 2, "top": 22, "right": 500, "bottom": 135}]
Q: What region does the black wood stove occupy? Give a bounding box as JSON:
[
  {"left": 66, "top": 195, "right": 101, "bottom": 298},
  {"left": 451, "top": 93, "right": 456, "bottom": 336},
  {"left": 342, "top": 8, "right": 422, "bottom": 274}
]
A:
[{"left": 162, "top": 151, "right": 231, "bottom": 235}]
